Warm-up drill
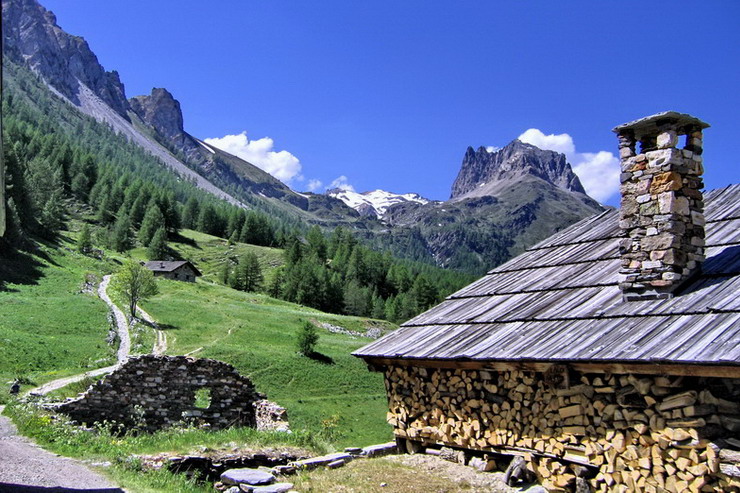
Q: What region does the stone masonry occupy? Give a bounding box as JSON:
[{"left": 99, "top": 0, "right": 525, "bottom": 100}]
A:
[
  {"left": 56, "top": 355, "right": 262, "bottom": 431},
  {"left": 613, "top": 111, "right": 710, "bottom": 301}
]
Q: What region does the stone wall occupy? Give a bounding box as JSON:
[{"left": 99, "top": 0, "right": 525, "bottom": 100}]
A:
[
  {"left": 56, "top": 355, "right": 262, "bottom": 431},
  {"left": 384, "top": 365, "right": 740, "bottom": 492}
]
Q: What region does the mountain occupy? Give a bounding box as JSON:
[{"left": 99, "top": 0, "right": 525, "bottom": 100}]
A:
[
  {"left": 1, "top": 0, "right": 306, "bottom": 212},
  {"left": 2, "top": 0, "right": 603, "bottom": 278},
  {"left": 365, "top": 140, "right": 604, "bottom": 273},
  {"left": 327, "top": 189, "right": 433, "bottom": 218},
  {"left": 451, "top": 139, "right": 590, "bottom": 200}
]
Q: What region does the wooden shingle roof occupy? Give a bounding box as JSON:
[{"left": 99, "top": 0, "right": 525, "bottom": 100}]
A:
[
  {"left": 354, "top": 185, "right": 740, "bottom": 366},
  {"left": 144, "top": 260, "right": 202, "bottom": 276}
]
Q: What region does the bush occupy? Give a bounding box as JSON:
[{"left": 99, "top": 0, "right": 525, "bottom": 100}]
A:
[{"left": 296, "top": 321, "right": 319, "bottom": 356}]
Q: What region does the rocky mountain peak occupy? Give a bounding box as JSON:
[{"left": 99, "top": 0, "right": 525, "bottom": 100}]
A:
[
  {"left": 1, "top": 0, "right": 131, "bottom": 118},
  {"left": 129, "top": 88, "right": 185, "bottom": 141},
  {"left": 450, "top": 138, "right": 588, "bottom": 200}
]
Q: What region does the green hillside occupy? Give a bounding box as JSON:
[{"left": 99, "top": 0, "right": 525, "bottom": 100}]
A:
[
  {"left": 0, "top": 239, "right": 115, "bottom": 403},
  {"left": 2, "top": 222, "right": 394, "bottom": 442}
]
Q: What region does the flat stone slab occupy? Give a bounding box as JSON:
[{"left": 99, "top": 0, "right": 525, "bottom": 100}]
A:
[
  {"left": 221, "top": 468, "right": 275, "bottom": 486},
  {"left": 361, "top": 442, "right": 398, "bottom": 457},
  {"left": 291, "top": 452, "right": 352, "bottom": 470},
  {"left": 252, "top": 483, "right": 294, "bottom": 493}
]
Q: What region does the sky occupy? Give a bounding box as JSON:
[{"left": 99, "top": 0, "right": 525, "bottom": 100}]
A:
[{"left": 42, "top": 1, "right": 740, "bottom": 206}]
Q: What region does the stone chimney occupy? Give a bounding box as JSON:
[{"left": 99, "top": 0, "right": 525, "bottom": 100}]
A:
[{"left": 613, "top": 112, "right": 709, "bottom": 301}]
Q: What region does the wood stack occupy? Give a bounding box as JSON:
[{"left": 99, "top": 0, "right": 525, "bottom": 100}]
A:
[{"left": 384, "top": 366, "right": 740, "bottom": 492}]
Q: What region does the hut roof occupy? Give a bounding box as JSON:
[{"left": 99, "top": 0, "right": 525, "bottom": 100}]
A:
[
  {"left": 354, "top": 184, "right": 740, "bottom": 366},
  {"left": 143, "top": 260, "right": 202, "bottom": 276}
]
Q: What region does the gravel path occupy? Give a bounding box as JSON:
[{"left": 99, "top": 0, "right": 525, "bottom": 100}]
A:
[
  {"left": 0, "top": 406, "right": 124, "bottom": 492},
  {"left": 99, "top": 274, "right": 130, "bottom": 363}
]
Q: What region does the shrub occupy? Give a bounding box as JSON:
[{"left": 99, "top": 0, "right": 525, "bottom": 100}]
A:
[{"left": 296, "top": 321, "right": 319, "bottom": 356}]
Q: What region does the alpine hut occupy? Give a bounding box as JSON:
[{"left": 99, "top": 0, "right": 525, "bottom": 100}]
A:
[
  {"left": 353, "top": 112, "right": 740, "bottom": 492},
  {"left": 144, "top": 260, "right": 201, "bottom": 282}
]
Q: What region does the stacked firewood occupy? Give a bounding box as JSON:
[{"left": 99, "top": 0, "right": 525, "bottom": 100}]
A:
[{"left": 384, "top": 366, "right": 740, "bottom": 492}]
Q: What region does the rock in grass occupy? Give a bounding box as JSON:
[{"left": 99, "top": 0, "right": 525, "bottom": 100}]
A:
[
  {"left": 221, "top": 468, "right": 275, "bottom": 486},
  {"left": 252, "top": 483, "right": 294, "bottom": 493}
]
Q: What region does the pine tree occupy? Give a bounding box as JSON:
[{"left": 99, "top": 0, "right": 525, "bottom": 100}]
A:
[
  {"left": 77, "top": 223, "right": 93, "bottom": 254},
  {"left": 241, "top": 252, "right": 264, "bottom": 292},
  {"left": 296, "top": 321, "right": 319, "bottom": 356},
  {"left": 181, "top": 197, "right": 199, "bottom": 230},
  {"left": 138, "top": 202, "right": 165, "bottom": 246},
  {"left": 306, "top": 225, "right": 327, "bottom": 262},
  {"left": 267, "top": 267, "right": 284, "bottom": 298},
  {"left": 219, "top": 262, "right": 231, "bottom": 285},
  {"left": 197, "top": 203, "right": 218, "bottom": 236},
  {"left": 147, "top": 227, "right": 168, "bottom": 260},
  {"left": 110, "top": 214, "right": 133, "bottom": 252}
]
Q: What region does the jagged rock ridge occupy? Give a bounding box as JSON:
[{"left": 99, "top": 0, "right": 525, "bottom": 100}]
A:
[
  {"left": 451, "top": 139, "right": 588, "bottom": 200},
  {"left": 2, "top": 0, "right": 130, "bottom": 118},
  {"left": 2, "top": 0, "right": 307, "bottom": 211}
]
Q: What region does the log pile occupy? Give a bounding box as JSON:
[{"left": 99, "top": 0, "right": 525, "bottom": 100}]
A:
[{"left": 384, "top": 366, "right": 740, "bottom": 492}]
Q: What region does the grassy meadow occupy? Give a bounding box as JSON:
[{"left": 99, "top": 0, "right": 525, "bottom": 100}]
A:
[
  {"left": 2, "top": 223, "right": 398, "bottom": 491},
  {"left": 0, "top": 235, "right": 116, "bottom": 403}
]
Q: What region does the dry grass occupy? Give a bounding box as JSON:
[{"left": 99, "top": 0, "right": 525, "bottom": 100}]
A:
[{"left": 292, "top": 457, "right": 481, "bottom": 493}]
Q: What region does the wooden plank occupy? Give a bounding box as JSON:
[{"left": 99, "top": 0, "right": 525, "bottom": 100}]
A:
[{"left": 362, "top": 357, "right": 740, "bottom": 378}]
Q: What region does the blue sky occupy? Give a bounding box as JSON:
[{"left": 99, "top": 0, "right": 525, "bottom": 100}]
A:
[{"left": 43, "top": 1, "right": 739, "bottom": 205}]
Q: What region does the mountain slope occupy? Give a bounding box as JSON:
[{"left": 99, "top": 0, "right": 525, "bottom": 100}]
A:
[
  {"left": 369, "top": 140, "right": 604, "bottom": 273},
  {"left": 327, "top": 189, "right": 433, "bottom": 218},
  {"left": 1, "top": 0, "right": 306, "bottom": 213}
]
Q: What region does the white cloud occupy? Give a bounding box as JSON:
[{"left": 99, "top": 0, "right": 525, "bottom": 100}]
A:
[
  {"left": 486, "top": 146, "right": 501, "bottom": 153},
  {"left": 306, "top": 179, "right": 323, "bottom": 192},
  {"left": 328, "top": 175, "right": 355, "bottom": 192},
  {"left": 518, "top": 128, "right": 620, "bottom": 203},
  {"left": 519, "top": 128, "right": 575, "bottom": 156},
  {"left": 204, "top": 131, "right": 302, "bottom": 183}
]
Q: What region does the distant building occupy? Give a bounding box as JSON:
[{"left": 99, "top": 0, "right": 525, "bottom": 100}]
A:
[{"left": 144, "top": 261, "right": 201, "bottom": 282}]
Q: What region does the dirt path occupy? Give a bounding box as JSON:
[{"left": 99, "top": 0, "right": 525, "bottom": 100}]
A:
[
  {"left": 27, "top": 275, "right": 131, "bottom": 397},
  {"left": 0, "top": 406, "right": 124, "bottom": 492},
  {"left": 137, "top": 306, "right": 167, "bottom": 355}
]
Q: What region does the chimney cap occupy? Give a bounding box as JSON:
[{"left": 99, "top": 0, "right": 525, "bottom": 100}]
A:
[{"left": 612, "top": 111, "right": 709, "bottom": 137}]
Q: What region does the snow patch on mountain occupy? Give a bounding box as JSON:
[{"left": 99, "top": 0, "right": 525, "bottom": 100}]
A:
[{"left": 327, "top": 189, "right": 432, "bottom": 218}]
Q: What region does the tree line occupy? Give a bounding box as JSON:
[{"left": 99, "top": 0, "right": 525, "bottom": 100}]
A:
[{"left": 1, "top": 59, "right": 472, "bottom": 323}]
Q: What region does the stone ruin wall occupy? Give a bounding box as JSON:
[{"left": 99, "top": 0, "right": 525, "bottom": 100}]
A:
[
  {"left": 384, "top": 365, "right": 740, "bottom": 492},
  {"left": 57, "top": 355, "right": 264, "bottom": 431}
]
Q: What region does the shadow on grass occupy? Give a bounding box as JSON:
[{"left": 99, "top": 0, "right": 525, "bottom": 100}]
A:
[
  {"left": 171, "top": 232, "right": 201, "bottom": 249},
  {"left": 0, "top": 246, "right": 49, "bottom": 290},
  {"left": 307, "top": 352, "right": 335, "bottom": 365}
]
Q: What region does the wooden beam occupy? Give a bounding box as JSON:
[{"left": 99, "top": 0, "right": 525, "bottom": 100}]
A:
[{"left": 362, "top": 357, "right": 740, "bottom": 378}]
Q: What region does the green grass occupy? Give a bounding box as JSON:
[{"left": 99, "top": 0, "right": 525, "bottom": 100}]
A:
[
  {"left": 129, "top": 228, "right": 285, "bottom": 285},
  {"left": 3, "top": 400, "right": 325, "bottom": 493},
  {"left": 0, "top": 235, "right": 116, "bottom": 403},
  {"left": 141, "top": 277, "right": 394, "bottom": 449},
  {"left": 2, "top": 224, "right": 398, "bottom": 491}
]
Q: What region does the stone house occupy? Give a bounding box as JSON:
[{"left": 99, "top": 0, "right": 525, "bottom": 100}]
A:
[
  {"left": 144, "top": 260, "right": 201, "bottom": 282},
  {"left": 354, "top": 112, "right": 740, "bottom": 492}
]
